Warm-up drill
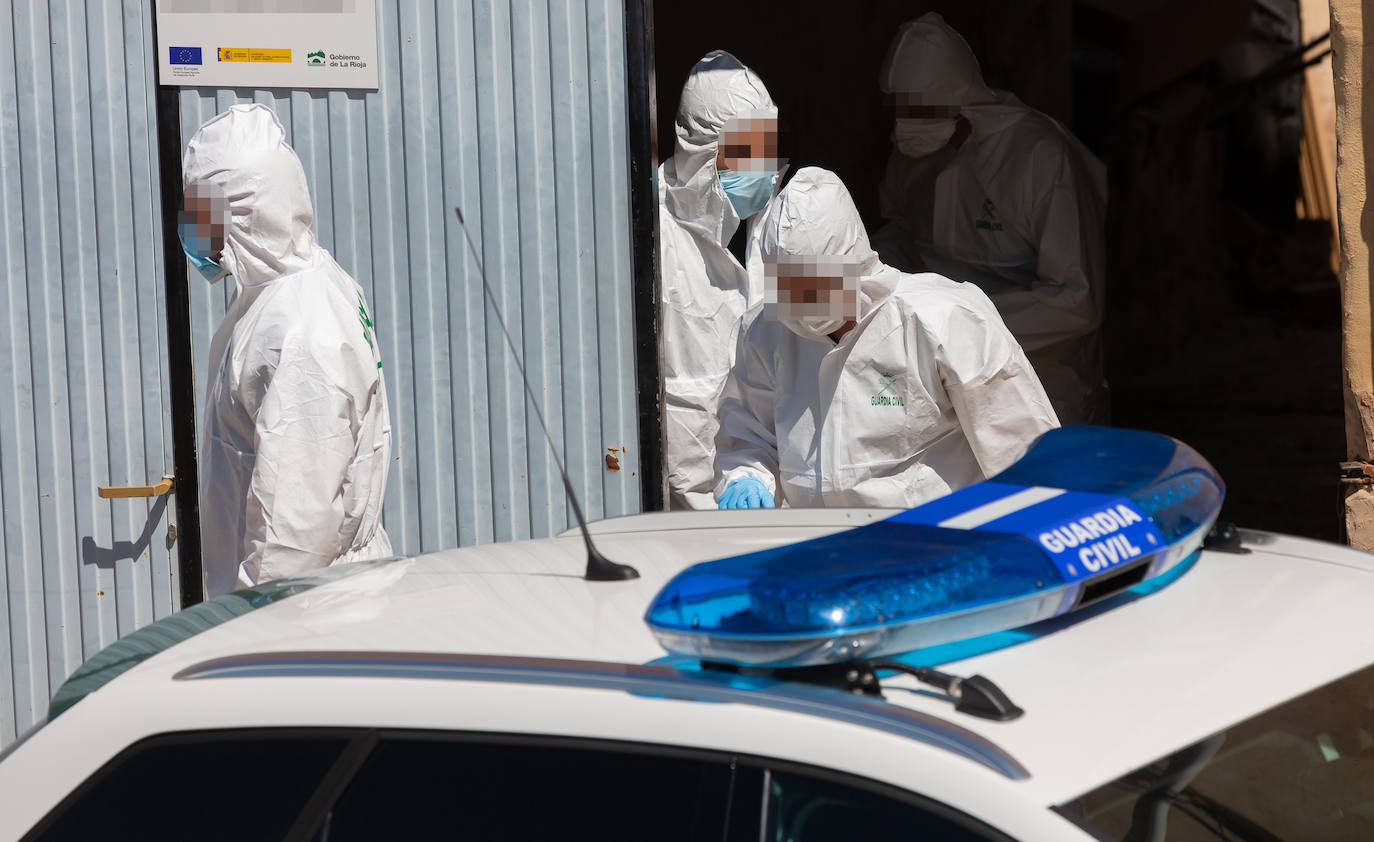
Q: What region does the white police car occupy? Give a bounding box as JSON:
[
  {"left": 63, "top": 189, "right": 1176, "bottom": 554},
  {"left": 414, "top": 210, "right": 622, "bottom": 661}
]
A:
[{"left": 2, "top": 427, "right": 1372, "bottom": 841}]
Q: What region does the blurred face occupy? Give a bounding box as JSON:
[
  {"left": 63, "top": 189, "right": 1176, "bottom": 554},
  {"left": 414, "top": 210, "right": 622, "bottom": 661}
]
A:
[
  {"left": 716, "top": 116, "right": 780, "bottom": 172},
  {"left": 885, "top": 93, "right": 969, "bottom": 157},
  {"left": 179, "top": 182, "right": 228, "bottom": 260},
  {"left": 883, "top": 91, "right": 960, "bottom": 120},
  {"left": 766, "top": 256, "right": 860, "bottom": 324},
  {"left": 778, "top": 274, "right": 843, "bottom": 308}
]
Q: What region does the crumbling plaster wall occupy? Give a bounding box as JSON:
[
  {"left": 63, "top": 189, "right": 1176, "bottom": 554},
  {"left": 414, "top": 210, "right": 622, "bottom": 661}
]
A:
[{"left": 1330, "top": 0, "right": 1374, "bottom": 546}]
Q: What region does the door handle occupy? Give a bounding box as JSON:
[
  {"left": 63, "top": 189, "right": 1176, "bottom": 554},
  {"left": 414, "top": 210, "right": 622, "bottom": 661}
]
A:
[{"left": 98, "top": 475, "right": 175, "bottom": 499}]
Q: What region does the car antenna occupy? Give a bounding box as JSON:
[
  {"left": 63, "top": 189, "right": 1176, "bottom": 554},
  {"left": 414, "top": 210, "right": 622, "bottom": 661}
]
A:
[{"left": 453, "top": 206, "right": 638, "bottom": 581}]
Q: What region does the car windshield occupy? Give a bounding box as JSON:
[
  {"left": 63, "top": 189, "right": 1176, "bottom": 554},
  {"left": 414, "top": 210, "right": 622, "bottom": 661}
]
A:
[{"left": 1057, "top": 663, "right": 1374, "bottom": 842}]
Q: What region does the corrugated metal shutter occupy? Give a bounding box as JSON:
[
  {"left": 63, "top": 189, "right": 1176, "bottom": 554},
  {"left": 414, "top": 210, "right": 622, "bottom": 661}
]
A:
[
  {"left": 0, "top": 0, "right": 641, "bottom": 749},
  {"left": 0, "top": 0, "right": 179, "bottom": 745}
]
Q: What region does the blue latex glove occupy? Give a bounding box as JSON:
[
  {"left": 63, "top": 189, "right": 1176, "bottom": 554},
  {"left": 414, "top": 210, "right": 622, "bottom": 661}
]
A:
[{"left": 718, "top": 477, "right": 775, "bottom": 509}]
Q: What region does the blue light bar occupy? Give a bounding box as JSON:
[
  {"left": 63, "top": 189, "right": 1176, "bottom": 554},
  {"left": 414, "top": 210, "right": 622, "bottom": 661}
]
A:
[{"left": 646, "top": 426, "right": 1225, "bottom": 667}]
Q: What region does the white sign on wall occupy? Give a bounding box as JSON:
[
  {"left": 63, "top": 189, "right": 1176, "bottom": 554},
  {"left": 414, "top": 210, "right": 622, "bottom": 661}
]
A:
[{"left": 156, "top": 0, "right": 379, "bottom": 90}]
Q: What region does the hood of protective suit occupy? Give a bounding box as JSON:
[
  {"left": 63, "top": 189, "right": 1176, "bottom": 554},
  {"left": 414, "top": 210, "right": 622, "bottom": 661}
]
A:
[
  {"left": 879, "top": 13, "right": 1003, "bottom": 107},
  {"left": 661, "top": 50, "right": 777, "bottom": 244},
  {"left": 757, "top": 167, "right": 898, "bottom": 331},
  {"left": 182, "top": 104, "right": 319, "bottom": 287},
  {"left": 878, "top": 13, "right": 1106, "bottom": 201},
  {"left": 879, "top": 12, "right": 1026, "bottom": 162}
]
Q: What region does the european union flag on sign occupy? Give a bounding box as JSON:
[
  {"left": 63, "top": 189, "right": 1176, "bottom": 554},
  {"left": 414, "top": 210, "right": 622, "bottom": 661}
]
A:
[{"left": 169, "top": 47, "right": 202, "bottom": 66}]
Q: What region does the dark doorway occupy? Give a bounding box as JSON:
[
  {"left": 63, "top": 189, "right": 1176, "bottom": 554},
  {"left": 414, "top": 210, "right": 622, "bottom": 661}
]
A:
[{"left": 649, "top": 0, "right": 1340, "bottom": 539}]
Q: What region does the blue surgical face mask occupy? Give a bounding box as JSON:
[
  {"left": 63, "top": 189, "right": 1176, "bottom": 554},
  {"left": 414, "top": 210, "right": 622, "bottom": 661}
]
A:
[
  {"left": 719, "top": 168, "right": 776, "bottom": 219},
  {"left": 177, "top": 221, "right": 228, "bottom": 283}
]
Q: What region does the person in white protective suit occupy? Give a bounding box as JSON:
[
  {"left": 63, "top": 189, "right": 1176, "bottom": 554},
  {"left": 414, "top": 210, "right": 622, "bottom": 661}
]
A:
[
  {"left": 714, "top": 167, "right": 1058, "bottom": 509},
  {"left": 179, "top": 104, "right": 393, "bottom": 597},
  {"left": 659, "top": 50, "right": 784, "bottom": 509},
  {"left": 872, "top": 13, "right": 1109, "bottom": 426}
]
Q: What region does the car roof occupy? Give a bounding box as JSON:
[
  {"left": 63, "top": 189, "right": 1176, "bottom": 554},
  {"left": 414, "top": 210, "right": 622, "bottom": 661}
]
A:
[{"left": 35, "top": 512, "right": 1374, "bottom": 807}]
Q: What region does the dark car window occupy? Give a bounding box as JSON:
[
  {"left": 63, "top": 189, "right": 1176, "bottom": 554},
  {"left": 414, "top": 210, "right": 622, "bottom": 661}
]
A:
[
  {"left": 23, "top": 727, "right": 1020, "bottom": 842},
  {"left": 1057, "top": 663, "right": 1374, "bottom": 842},
  {"left": 763, "top": 769, "right": 1010, "bottom": 841},
  {"left": 23, "top": 731, "right": 349, "bottom": 842},
  {"left": 314, "top": 737, "right": 746, "bottom": 842}
]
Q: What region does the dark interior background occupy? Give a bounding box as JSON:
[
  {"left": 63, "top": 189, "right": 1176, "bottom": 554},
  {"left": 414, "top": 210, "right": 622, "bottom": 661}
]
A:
[{"left": 654, "top": 0, "right": 1341, "bottom": 539}]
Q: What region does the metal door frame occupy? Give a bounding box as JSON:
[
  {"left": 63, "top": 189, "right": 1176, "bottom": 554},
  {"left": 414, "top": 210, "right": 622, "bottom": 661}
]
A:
[
  {"left": 625, "top": 0, "right": 664, "bottom": 513},
  {"left": 152, "top": 80, "right": 204, "bottom": 608}
]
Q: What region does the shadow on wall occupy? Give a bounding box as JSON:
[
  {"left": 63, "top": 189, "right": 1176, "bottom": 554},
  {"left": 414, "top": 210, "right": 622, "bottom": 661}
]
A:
[{"left": 82, "top": 495, "right": 173, "bottom": 570}]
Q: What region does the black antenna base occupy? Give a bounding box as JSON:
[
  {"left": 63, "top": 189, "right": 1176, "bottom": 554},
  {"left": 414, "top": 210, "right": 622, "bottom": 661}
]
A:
[
  {"left": 585, "top": 547, "right": 640, "bottom": 581},
  {"left": 557, "top": 473, "right": 639, "bottom": 581}
]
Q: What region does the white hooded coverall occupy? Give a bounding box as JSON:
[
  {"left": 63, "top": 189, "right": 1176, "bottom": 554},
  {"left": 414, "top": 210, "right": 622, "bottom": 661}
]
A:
[
  {"left": 716, "top": 168, "right": 1058, "bottom": 508},
  {"left": 874, "top": 13, "right": 1109, "bottom": 426},
  {"left": 659, "top": 50, "right": 777, "bottom": 509},
  {"left": 184, "top": 104, "right": 393, "bottom": 597}
]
